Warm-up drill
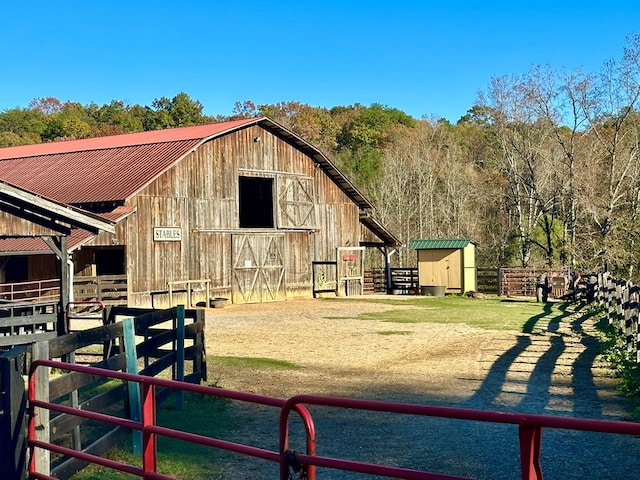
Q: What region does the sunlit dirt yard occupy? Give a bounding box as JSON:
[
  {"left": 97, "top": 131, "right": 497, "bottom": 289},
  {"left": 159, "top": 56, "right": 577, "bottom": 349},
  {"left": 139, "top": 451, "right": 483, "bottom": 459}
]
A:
[{"left": 201, "top": 295, "right": 639, "bottom": 480}]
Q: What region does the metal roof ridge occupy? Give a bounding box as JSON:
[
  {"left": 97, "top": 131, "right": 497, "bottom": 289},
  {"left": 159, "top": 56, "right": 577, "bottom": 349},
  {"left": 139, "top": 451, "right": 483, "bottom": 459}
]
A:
[{"left": 0, "top": 118, "right": 260, "bottom": 160}]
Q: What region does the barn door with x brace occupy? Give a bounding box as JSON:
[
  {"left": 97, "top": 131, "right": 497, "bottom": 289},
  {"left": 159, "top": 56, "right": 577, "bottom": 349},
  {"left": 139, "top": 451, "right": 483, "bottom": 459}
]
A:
[{"left": 232, "top": 234, "right": 286, "bottom": 303}]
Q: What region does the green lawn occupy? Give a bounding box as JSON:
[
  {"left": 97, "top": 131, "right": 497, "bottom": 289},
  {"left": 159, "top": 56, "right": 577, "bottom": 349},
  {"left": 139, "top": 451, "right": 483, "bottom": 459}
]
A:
[
  {"left": 326, "top": 295, "right": 572, "bottom": 332},
  {"left": 71, "top": 394, "right": 238, "bottom": 480}
]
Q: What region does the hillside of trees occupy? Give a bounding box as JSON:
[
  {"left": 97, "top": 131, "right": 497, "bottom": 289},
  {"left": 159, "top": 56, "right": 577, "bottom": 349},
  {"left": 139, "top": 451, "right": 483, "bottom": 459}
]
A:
[{"left": 2, "top": 35, "right": 640, "bottom": 279}]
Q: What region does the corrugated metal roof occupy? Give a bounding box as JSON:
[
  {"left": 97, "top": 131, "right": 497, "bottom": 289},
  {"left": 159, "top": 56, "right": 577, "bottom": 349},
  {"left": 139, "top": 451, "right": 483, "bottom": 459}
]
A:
[
  {"left": 0, "top": 141, "right": 201, "bottom": 203},
  {"left": 0, "top": 117, "right": 376, "bottom": 209},
  {"left": 0, "top": 229, "right": 93, "bottom": 255},
  {"left": 359, "top": 212, "right": 401, "bottom": 246},
  {"left": 409, "top": 238, "right": 473, "bottom": 250},
  {"left": 0, "top": 117, "right": 398, "bottom": 244},
  {"left": 0, "top": 118, "right": 256, "bottom": 160},
  {"left": 0, "top": 205, "right": 133, "bottom": 255},
  {"left": 0, "top": 119, "right": 258, "bottom": 204}
]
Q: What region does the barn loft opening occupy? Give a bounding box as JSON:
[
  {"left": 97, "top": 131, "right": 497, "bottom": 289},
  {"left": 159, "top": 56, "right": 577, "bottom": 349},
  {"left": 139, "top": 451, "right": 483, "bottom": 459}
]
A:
[
  {"left": 94, "top": 248, "right": 126, "bottom": 275},
  {"left": 239, "top": 176, "right": 274, "bottom": 228}
]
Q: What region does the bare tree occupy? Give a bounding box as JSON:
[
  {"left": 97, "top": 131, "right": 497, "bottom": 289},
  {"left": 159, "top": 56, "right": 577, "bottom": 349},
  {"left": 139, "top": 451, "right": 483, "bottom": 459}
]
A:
[
  {"left": 479, "top": 75, "right": 558, "bottom": 267},
  {"left": 575, "top": 34, "right": 640, "bottom": 275}
]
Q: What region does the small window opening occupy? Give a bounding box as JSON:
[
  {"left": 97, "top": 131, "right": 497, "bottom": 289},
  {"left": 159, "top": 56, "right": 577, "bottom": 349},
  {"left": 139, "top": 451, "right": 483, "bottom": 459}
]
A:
[
  {"left": 239, "top": 176, "right": 274, "bottom": 228},
  {"left": 94, "top": 249, "right": 125, "bottom": 275}
]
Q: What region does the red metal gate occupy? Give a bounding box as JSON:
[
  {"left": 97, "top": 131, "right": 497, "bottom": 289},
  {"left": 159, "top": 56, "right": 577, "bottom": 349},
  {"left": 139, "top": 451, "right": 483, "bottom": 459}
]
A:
[{"left": 28, "top": 360, "right": 640, "bottom": 480}]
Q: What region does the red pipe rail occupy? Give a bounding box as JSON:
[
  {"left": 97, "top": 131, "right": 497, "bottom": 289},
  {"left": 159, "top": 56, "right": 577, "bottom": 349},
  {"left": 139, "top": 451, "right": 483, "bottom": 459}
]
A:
[
  {"left": 27, "top": 360, "right": 317, "bottom": 480},
  {"left": 280, "top": 394, "right": 640, "bottom": 480},
  {"left": 28, "top": 360, "right": 640, "bottom": 480}
]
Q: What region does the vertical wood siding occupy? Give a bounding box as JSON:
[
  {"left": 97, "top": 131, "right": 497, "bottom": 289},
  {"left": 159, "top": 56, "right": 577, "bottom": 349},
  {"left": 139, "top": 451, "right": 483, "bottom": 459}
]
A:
[{"left": 85, "top": 125, "right": 363, "bottom": 306}]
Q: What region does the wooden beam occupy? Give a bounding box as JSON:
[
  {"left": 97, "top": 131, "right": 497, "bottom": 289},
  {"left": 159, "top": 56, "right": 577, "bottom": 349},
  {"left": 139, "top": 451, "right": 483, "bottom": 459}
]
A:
[{"left": 0, "top": 181, "right": 115, "bottom": 235}]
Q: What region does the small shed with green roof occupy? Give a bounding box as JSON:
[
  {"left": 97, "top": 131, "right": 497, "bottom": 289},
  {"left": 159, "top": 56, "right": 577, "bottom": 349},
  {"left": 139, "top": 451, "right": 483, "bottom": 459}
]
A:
[{"left": 408, "top": 238, "right": 476, "bottom": 295}]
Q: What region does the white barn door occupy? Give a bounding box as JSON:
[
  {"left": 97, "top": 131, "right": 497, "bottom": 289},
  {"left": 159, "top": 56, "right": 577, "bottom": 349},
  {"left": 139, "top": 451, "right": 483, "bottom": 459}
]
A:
[{"left": 232, "top": 234, "right": 286, "bottom": 303}]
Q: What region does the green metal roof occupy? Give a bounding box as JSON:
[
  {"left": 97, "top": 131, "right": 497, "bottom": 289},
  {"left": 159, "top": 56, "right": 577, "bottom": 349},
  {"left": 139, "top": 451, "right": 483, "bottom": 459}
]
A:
[{"left": 409, "top": 238, "right": 473, "bottom": 250}]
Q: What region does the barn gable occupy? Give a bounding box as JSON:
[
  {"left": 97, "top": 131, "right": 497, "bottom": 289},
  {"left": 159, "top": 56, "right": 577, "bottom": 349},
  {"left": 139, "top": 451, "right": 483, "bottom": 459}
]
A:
[{"left": 0, "top": 118, "right": 398, "bottom": 306}]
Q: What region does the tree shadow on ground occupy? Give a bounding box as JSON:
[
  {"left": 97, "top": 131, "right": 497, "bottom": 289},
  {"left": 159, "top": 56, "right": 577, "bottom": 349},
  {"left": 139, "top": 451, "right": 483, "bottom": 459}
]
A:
[{"left": 464, "top": 301, "right": 606, "bottom": 418}]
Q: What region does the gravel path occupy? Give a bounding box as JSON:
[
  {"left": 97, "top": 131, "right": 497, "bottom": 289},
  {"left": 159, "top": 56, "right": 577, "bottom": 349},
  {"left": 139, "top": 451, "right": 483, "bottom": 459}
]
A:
[{"left": 202, "top": 296, "right": 640, "bottom": 479}]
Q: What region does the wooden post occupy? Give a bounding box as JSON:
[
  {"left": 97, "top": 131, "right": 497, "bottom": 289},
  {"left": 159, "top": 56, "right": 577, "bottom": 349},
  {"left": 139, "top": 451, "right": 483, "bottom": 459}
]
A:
[
  {"left": 0, "top": 346, "right": 28, "bottom": 480},
  {"left": 123, "top": 318, "right": 142, "bottom": 454},
  {"left": 42, "top": 236, "right": 70, "bottom": 335},
  {"left": 31, "top": 342, "right": 50, "bottom": 476},
  {"left": 176, "top": 305, "right": 185, "bottom": 409}
]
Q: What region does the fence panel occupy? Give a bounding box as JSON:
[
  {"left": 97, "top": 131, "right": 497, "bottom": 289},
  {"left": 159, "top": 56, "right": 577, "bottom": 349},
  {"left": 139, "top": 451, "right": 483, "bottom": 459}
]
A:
[
  {"left": 596, "top": 272, "right": 640, "bottom": 364},
  {"left": 0, "top": 346, "right": 29, "bottom": 480}
]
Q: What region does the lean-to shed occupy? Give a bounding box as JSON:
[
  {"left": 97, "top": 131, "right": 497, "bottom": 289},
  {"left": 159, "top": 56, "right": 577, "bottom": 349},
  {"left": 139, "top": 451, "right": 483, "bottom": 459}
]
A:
[
  {"left": 0, "top": 117, "right": 399, "bottom": 306},
  {"left": 0, "top": 180, "right": 114, "bottom": 333},
  {"left": 409, "top": 238, "right": 476, "bottom": 295}
]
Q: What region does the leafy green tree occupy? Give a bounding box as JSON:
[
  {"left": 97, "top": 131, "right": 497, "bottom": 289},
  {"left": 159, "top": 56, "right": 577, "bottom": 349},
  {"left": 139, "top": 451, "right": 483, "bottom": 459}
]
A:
[
  {"left": 0, "top": 107, "right": 47, "bottom": 144},
  {"left": 144, "top": 92, "right": 210, "bottom": 130},
  {"left": 41, "top": 102, "right": 92, "bottom": 141},
  {"left": 86, "top": 100, "right": 144, "bottom": 136},
  {"left": 258, "top": 101, "right": 340, "bottom": 153}
]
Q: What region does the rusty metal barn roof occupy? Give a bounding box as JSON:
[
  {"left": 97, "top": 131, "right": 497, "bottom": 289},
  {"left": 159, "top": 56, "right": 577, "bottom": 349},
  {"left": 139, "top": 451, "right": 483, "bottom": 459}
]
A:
[
  {"left": 0, "top": 230, "right": 90, "bottom": 255},
  {"left": 0, "top": 117, "right": 374, "bottom": 210},
  {"left": 0, "top": 119, "right": 256, "bottom": 204},
  {"left": 0, "top": 204, "right": 134, "bottom": 255},
  {"left": 409, "top": 238, "right": 474, "bottom": 250}
]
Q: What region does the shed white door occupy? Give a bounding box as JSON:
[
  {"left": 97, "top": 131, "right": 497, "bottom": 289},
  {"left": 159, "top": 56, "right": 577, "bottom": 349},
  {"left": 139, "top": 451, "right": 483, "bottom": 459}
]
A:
[{"left": 232, "top": 234, "right": 286, "bottom": 303}]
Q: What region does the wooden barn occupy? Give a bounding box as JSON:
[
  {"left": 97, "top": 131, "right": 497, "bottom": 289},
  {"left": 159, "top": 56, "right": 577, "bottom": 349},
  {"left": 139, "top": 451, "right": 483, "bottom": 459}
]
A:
[
  {"left": 409, "top": 238, "right": 477, "bottom": 295},
  {"left": 0, "top": 117, "right": 399, "bottom": 306}
]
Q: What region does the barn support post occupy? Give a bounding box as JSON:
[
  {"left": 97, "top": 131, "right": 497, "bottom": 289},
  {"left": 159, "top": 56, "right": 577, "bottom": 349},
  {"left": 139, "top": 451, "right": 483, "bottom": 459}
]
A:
[
  {"left": 0, "top": 346, "right": 29, "bottom": 480},
  {"left": 385, "top": 248, "right": 396, "bottom": 294},
  {"left": 42, "top": 235, "right": 70, "bottom": 336}
]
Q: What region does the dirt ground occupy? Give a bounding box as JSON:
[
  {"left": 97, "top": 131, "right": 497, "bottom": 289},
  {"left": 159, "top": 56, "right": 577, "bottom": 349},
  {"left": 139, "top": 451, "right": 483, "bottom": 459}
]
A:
[{"left": 201, "top": 295, "right": 640, "bottom": 480}]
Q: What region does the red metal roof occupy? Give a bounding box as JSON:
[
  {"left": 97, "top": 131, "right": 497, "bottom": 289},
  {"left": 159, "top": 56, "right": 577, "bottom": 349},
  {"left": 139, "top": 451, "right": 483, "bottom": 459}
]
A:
[
  {"left": 0, "top": 205, "right": 135, "bottom": 255},
  {"left": 0, "top": 118, "right": 256, "bottom": 160},
  {"left": 0, "top": 229, "right": 92, "bottom": 254},
  {"left": 0, "top": 116, "right": 375, "bottom": 211},
  {"left": 0, "top": 118, "right": 257, "bottom": 204}
]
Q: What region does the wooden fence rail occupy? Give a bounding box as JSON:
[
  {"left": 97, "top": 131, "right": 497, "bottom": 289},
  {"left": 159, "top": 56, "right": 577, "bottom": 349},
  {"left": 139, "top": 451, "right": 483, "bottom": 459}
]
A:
[
  {"left": 596, "top": 272, "right": 640, "bottom": 364},
  {"left": 0, "top": 275, "right": 128, "bottom": 306},
  {"left": 0, "top": 305, "right": 206, "bottom": 480},
  {"left": 0, "top": 300, "right": 61, "bottom": 350}
]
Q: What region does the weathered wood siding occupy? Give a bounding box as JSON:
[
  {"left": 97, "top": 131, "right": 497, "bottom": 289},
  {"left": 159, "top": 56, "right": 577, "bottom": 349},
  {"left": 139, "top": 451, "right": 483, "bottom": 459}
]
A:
[
  {"left": 0, "top": 212, "right": 62, "bottom": 236},
  {"left": 117, "top": 125, "right": 360, "bottom": 306}
]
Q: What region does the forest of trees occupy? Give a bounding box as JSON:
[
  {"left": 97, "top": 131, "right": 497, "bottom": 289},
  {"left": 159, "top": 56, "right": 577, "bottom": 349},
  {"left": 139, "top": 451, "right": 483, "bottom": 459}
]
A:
[{"left": 2, "top": 35, "right": 640, "bottom": 279}]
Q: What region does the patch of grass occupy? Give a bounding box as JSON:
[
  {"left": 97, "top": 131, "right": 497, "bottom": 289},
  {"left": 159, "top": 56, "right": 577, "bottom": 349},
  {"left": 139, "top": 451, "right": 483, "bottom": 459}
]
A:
[
  {"left": 213, "top": 355, "right": 300, "bottom": 370},
  {"left": 378, "top": 330, "right": 412, "bottom": 336},
  {"left": 327, "top": 295, "right": 566, "bottom": 332},
  {"left": 73, "top": 393, "right": 239, "bottom": 479},
  {"left": 595, "top": 308, "right": 640, "bottom": 418}
]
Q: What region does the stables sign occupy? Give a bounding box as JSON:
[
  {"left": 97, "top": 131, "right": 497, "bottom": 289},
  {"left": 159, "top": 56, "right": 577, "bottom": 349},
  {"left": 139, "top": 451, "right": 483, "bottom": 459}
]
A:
[{"left": 153, "top": 227, "right": 182, "bottom": 242}]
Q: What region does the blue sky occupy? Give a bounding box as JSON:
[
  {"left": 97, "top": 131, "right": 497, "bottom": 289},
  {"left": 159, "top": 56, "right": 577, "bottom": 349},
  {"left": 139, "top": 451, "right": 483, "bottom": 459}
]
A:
[{"left": 1, "top": 1, "right": 639, "bottom": 123}]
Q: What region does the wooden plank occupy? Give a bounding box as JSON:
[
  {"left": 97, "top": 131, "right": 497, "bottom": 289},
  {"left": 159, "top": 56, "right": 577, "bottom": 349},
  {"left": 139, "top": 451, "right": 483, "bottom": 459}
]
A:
[
  {"left": 47, "top": 322, "right": 124, "bottom": 359},
  {"left": 0, "top": 314, "right": 58, "bottom": 327},
  {"left": 139, "top": 352, "right": 175, "bottom": 377},
  {"left": 32, "top": 342, "right": 50, "bottom": 476},
  {"left": 49, "top": 354, "right": 126, "bottom": 399},
  {"left": 51, "top": 426, "right": 129, "bottom": 480},
  {"left": 50, "top": 384, "right": 126, "bottom": 440},
  {"left": 122, "top": 317, "right": 142, "bottom": 455},
  {"left": 0, "top": 332, "right": 58, "bottom": 348},
  {"left": 138, "top": 329, "right": 175, "bottom": 351}
]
